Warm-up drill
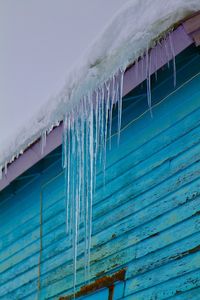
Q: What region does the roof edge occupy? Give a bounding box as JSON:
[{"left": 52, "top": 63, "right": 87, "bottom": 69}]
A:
[{"left": 1, "top": 12, "right": 200, "bottom": 192}]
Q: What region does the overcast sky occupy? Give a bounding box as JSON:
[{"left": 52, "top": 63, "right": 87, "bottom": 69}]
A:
[{"left": 0, "top": 0, "right": 128, "bottom": 145}]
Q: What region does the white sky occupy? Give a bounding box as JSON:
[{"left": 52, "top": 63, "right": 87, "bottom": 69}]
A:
[{"left": 0, "top": 0, "right": 128, "bottom": 145}]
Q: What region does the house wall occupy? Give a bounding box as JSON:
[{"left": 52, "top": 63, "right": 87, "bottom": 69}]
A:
[{"left": 0, "top": 47, "right": 200, "bottom": 299}]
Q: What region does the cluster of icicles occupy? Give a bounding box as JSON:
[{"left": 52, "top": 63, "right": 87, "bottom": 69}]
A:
[
  {"left": 59, "top": 32, "right": 176, "bottom": 295},
  {"left": 62, "top": 69, "right": 124, "bottom": 294},
  {"left": 0, "top": 31, "right": 177, "bottom": 296}
]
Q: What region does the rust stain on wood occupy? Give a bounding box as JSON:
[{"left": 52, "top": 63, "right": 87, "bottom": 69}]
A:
[
  {"left": 108, "top": 285, "right": 114, "bottom": 300},
  {"left": 59, "top": 269, "right": 126, "bottom": 300},
  {"left": 173, "top": 244, "right": 200, "bottom": 261},
  {"left": 187, "top": 244, "right": 200, "bottom": 254}
]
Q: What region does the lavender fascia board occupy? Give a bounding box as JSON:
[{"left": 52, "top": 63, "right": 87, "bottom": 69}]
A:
[{"left": 0, "top": 25, "right": 193, "bottom": 192}]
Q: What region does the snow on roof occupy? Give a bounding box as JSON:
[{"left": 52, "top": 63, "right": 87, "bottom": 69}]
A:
[{"left": 1, "top": 0, "right": 200, "bottom": 172}]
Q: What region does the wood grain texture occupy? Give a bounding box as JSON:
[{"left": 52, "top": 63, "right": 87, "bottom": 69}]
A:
[{"left": 0, "top": 47, "right": 200, "bottom": 299}]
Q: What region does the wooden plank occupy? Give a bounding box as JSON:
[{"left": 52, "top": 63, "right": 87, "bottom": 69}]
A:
[
  {"left": 2, "top": 98, "right": 200, "bottom": 268},
  {"left": 125, "top": 252, "right": 200, "bottom": 296},
  {"left": 168, "top": 286, "right": 200, "bottom": 299},
  {"left": 1, "top": 105, "right": 200, "bottom": 298},
  {"left": 123, "top": 269, "right": 200, "bottom": 300},
  {"left": 1, "top": 123, "right": 200, "bottom": 296}
]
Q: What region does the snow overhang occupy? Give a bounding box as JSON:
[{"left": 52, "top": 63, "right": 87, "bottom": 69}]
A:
[{"left": 0, "top": 9, "right": 200, "bottom": 192}]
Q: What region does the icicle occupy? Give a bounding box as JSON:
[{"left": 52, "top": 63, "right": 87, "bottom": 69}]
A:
[
  {"left": 80, "top": 99, "right": 86, "bottom": 225},
  {"left": 70, "top": 117, "right": 76, "bottom": 245},
  {"left": 135, "top": 58, "right": 139, "bottom": 83},
  {"left": 117, "top": 69, "right": 124, "bottom": 145},
  {"left": 87, "top": 96, "right": 94, "bottom": 281},
  {"left": 72, "top": 190, "right": 78, "bottom": 296},
  {"left": 94, "top": 91, "right": 99, "bottom": 191},
  {"left": 98, "top": 87, "right": 103, "bottom": 164},
  {"left": 103, "top": 82, "right": 110, "bottom": 178},
  {"left": 164, "top": 36, "right": 170, "bottom": 69},
  {"left": 68, "top": 112, "right": 79, "bottom": 296},
  {"left": 0, "top": 166, "right": 2, "bottom": 180},
  {"left": 62, "top": 117, "right": 68, "bottom": 169},
  {"left": 4, "top": 162, "right": 7, "bottom": 175},
  {"left": 65, "top": 118, "right": 71, "bottom": 235},
  {"left": 75, "top": 114, "right": 81, "bottom": 238},
  {"left": 72, "top": 112, "right": 82, "bottom": 296},
  {"left": 169, "top": 33, "right": 176, "bottom": 87},
  {"left": 63, "top": 116, "right": 68, "bottom": 235},
  {"left": 141, "top": 54, "right": 144, "bottom": 88},
  {"left": 96, "top": 89, "right": 101, "bottom": 155},
  {"left": 154, "top": 45, "right": 158, "bottom": 82},
  {"left": 84, "top": 95, "right": 90, "bottom": 283},
  {"left": 41, "top": 131, "right": 47, "bottom": 155},
  {"left": 108, "top": 75, "right": 115, "bottom": 150},
  {"left": 146, "top": 49, "right": 153, "bottom": 118}
]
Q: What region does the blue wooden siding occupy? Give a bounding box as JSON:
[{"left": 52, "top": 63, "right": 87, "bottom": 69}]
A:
[{"left": 0, "top": 46, "right": 200, "bottom": 299}]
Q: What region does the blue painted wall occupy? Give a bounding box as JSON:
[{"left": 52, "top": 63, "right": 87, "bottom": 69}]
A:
[{"left": 0, "top": 46, "right": 200, "bottom": 299}]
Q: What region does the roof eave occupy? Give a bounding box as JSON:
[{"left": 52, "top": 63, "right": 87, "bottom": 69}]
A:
[{"left": 1, "top": 12, "right": 200, "bottom": 192}]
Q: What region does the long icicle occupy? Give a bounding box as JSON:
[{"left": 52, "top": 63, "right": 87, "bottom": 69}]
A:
[
  {"left": 94, "top": 90, "right": 99, "bottom": 192},
  {"left": 117, "top": 69, "right": 124, "bottom": 145},
  {"left": 146, "top": 48, "right": 153, "bottom": 118},
  {"left": 87, "top": 95, "right": 94, "bottom": 281},
  {"left": 80, "top": 99, "right": 85, "bottom": 226},
  {"left": 109, "top": 75, "right": 115, "bottom": 150},
  {"left": 84, "top": 95, "right": 90, "bottom": 283},
  {"left": 103, "top": 82, "right": 110, "bottom": 178},
  {"left": 63, "top": 116, "right": 69, "bottom": 234},
  {"left": 66, "top": 118, "right": 71, "bottom": 234},
  {"left": 169, "top": 32, "right": 176, "bottom": 87},
  {"left": 0, "top": 166, "right": 2, "bottom": 180}
]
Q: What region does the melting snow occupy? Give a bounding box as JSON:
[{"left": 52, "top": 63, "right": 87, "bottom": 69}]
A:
[{"left": 0, "top": 0, "right": 200, "bottom": 169}]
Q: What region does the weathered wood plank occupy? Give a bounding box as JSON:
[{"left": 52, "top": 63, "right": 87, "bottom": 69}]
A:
[
  {"left": 167, "top": 286, "right": 200, "bottom": 300},
  {"left": 0, "top": 138, "right": 199, "bottom": 296},
  {"left": 123, "top": 269, "right": 200, "bottom": 300},
  {"left": 1, "top": 120, "right": 200, "bottom": 270}
]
